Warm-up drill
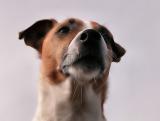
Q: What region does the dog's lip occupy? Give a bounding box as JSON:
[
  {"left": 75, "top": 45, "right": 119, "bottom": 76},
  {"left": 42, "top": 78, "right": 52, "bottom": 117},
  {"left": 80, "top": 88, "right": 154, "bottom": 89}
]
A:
[
  {"left": 62, "top": 53, "right": 79, "bottom": 66},
  {"left": 61, "top": 52, "right": 102, "bottom": 74},
  {"left": 60, "top": 53, "right": 78, "bottom": 74},
  {"left": 61, "top": 53, "right": 84, "bottom": 68}
]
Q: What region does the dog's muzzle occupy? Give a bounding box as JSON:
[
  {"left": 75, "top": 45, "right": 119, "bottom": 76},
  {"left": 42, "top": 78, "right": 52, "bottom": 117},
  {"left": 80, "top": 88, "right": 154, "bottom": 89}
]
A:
[{"left": 61, "top": 29, "right": 108, "bottom": 79}]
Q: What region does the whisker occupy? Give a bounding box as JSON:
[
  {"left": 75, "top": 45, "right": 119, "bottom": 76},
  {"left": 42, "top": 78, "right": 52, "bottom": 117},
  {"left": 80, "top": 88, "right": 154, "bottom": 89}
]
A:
[
  {"left": 80, "top": 86, "right": 83, "bottom": 105},
  {"left": 94, "top": 77, "right": 97, "bottom": 86},
  {"left": 72, "top": 80, "right": 78, "bottom": 101}
]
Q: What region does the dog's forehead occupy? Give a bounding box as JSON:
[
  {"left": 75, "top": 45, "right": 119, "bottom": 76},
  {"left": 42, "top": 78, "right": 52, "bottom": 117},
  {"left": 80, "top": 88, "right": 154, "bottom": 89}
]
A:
[
  {"left": 59, "top": 18, "right": 82, "bottom": 23},
  {"left": 54, "top": 18, "right": 98, "bottom": 30}
]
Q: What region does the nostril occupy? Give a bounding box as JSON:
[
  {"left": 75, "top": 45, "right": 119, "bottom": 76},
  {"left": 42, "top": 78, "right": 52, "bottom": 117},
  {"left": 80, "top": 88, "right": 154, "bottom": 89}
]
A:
[{"left": 80, "top": 32, "right": 88, "bottom": 43}]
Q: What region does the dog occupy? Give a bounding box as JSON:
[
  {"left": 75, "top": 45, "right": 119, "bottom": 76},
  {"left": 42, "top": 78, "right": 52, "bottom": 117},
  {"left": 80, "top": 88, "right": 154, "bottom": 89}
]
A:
[{"left": 19, "top": 18, "right": 125, "bottom": 121}]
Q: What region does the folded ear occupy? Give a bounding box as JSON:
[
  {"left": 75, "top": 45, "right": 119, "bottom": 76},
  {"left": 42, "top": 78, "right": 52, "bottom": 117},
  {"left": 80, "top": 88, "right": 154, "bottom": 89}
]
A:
[
  {"left": 112, "top": 42, "right": 126, "bottom": 62},
  {"left": 97, "top": 25, "right": 126, "bottom": 62},
  {"left": 19, "top": 19, "right": 56, "bottom": 52}
]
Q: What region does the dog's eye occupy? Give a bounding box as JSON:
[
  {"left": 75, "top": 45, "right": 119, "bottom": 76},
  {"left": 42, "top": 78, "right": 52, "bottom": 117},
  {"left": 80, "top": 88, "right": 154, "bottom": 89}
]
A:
[{"left": 58, "top": 26, "right": 70, "bottom": 34}]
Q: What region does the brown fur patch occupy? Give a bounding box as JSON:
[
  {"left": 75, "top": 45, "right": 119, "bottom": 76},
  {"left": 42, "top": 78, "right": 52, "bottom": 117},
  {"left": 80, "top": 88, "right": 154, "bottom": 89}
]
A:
[{"left": 40, "top": 18, "right": 85, "bottom": 84}]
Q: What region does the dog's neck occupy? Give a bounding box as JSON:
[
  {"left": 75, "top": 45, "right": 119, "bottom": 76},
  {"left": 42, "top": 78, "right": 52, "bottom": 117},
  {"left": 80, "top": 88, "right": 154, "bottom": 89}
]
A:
[{"left": 32, "top": 75, "right": 106, "bottom": 121}]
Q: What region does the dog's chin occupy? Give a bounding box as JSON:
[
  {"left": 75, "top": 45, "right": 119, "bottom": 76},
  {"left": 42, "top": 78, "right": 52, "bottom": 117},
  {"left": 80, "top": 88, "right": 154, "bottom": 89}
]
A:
[
  {"left": 61, "top": 56, "right": 105, "bottom": 84},
  {"left": 68, "top": 66, "right": 100, "bottom": 84}
]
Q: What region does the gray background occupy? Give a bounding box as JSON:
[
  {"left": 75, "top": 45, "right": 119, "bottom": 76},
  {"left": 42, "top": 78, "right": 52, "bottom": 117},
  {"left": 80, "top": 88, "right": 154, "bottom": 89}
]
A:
[{"left": 0, "top": 0, "right": 160, "bottom": 121}]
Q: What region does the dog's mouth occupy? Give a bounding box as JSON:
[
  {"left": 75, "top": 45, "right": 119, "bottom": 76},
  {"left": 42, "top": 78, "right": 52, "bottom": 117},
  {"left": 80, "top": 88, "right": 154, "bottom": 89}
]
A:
[{"left": 61, "top": 52, "right": 105, "bottom": 76}]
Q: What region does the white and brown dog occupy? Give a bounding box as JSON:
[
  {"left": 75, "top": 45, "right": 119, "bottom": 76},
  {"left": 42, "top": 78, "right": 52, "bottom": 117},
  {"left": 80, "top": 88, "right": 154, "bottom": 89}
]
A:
[{"left": 19, "top": 18, "right": 125, "bottom": 121}]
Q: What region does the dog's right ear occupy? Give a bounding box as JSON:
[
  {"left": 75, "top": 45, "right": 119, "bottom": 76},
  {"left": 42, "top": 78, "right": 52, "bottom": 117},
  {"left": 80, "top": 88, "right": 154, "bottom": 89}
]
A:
[
  {"left": 96, "top": 25, "right": 126, "bottom": 62},
  {"left": 19, "top": 19, "right": 57, "bottom": 52}
]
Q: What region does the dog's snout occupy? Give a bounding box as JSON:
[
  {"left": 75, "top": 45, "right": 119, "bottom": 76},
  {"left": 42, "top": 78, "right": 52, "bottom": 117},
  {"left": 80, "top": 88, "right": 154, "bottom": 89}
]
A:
[{"left": 80, "top": 29, "right": 101, "bottom": 43}]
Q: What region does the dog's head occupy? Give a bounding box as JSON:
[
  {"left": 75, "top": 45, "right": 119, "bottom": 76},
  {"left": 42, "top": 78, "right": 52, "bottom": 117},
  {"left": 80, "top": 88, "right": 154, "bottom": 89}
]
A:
[{"left": 19, "top": 18, "right": 125, "bottom": 85}]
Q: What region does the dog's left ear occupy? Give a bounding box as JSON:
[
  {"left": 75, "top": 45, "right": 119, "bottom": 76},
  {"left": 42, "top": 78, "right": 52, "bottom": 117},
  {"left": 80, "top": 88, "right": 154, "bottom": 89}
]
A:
[
  {"left": 111, "top": 41, "right": 126, "bottom": 62},
  {"left": 19, "top": 19, "right": 56, "bottom": 52},
  {"left": 97, "top": 25, "right": 126, "bottom": 62}
]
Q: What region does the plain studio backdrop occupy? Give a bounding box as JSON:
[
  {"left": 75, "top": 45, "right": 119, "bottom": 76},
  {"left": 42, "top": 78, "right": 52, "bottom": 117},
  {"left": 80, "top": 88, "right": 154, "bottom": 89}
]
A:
[{"left": 0, "top": 0, "right": 160, "bottom": 121}]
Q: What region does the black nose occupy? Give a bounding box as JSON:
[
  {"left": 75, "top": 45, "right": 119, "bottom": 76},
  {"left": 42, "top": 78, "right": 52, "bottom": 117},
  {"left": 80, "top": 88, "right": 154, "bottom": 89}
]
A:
[
  {"left": 80, "top": 32, "right": 88, "bottom": 42},
  {"left": 80, "top": 29, "right": 101, "bottom": 43}
]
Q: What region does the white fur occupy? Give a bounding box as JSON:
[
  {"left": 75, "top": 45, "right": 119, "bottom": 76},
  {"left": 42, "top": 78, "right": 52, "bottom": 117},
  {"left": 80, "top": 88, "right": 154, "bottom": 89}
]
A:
[
  {"left": 82, "top": 86, "right": 105, "bottom": 121},
  {"left": 32, "top": 75, "right": 105, "bottom": 121},
  {"left": 68, "top": 66, "right": 100, "bottom": 82},
  {"left": 32, "top": 76, "right": 71, "bottom": 121}
]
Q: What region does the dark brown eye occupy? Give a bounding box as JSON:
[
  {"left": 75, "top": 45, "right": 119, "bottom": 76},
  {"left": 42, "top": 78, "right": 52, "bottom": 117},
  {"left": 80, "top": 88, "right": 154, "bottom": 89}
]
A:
[{"left": 58, "top": 26, "right": 70, "bottom": 34}]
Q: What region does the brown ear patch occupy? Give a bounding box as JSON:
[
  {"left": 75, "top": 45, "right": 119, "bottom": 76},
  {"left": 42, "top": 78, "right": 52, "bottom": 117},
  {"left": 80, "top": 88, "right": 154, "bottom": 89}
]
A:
[{"left": 19, "top": 19, "right": 57, "bottom": 52}]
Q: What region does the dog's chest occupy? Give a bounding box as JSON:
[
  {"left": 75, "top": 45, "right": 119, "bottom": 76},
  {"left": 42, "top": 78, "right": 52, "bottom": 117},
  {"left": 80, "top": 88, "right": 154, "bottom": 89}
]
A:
[{"left": 33, "top": 78, "right": 105, "bottom": 121}]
